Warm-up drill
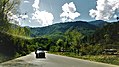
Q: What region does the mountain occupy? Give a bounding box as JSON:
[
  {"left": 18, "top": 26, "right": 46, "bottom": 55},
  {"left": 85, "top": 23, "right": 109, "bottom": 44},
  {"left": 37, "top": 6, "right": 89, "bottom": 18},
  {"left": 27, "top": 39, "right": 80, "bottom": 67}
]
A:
[
  {"left": 0, "top": 23, "right": 31, "bottom": 37},
  {"left": 91, "top": 22, "right": 119, "bottom": 48},
  {"left": 89, "top": 20, "right": 108, "bottom": 27},
  {"left": 29, "top": 21, "right": 98, "bottom": 37}
]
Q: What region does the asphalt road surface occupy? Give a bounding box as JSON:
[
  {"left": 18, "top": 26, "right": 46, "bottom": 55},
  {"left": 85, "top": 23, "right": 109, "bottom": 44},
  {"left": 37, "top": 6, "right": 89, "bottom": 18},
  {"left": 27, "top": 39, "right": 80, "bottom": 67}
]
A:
[{"left": 0, "top": 52, "right": 119, "bottom": 67}]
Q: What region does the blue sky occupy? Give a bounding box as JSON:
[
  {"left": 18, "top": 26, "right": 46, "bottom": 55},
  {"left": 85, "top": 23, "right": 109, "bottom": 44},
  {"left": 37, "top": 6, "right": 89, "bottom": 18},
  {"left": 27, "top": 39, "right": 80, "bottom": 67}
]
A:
[
  {"left": 16, "top": 0, "right": 119, "bottom": 27},
  {"left": 38, "top": 0, "right": 96, "bottom": 21}
]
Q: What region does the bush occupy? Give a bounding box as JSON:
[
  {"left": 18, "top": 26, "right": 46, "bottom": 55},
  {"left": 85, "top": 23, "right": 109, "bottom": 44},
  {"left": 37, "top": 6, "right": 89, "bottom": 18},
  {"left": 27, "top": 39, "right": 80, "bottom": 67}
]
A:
[{"left": 50, "top": 46, "right": 60, "bottom": 52}]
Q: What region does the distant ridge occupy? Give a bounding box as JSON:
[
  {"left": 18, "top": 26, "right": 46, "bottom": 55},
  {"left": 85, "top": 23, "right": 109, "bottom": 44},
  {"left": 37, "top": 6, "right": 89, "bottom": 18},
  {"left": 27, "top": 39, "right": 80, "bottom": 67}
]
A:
[
  {"left": 29, "top": 21, "right": 98, "bottom": 37},
  {"left": 88, "top": 20, "right": 108, "bottom": 27}
]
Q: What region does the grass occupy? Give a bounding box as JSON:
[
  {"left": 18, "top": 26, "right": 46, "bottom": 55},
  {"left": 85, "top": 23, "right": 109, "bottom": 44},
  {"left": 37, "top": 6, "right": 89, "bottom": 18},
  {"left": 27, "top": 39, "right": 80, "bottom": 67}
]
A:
[{"left": 49, "top": 52, "right": 119, "bottom": 66}]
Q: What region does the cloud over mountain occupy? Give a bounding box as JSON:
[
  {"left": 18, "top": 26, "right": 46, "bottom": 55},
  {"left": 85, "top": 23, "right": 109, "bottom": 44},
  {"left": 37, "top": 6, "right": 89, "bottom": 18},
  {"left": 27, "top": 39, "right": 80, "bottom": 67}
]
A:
[
  {"left": 32, "top": 11, "right": 54, "bottom": 26},
  {"left": 89, "top": 0, "right": 119, "bottom": 20},
  {"left": 60, "top": 2, "right": 80, "bottom": 22},
  {"left": 32, "top": 0, "right": 54, "bottom": 26},
  {"left": 32, "top": 0, "right": 54, "bottom": 27}
]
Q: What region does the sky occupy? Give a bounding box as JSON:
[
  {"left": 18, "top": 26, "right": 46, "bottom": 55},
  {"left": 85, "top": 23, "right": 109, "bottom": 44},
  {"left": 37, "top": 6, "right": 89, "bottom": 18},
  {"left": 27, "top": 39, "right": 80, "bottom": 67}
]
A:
[{"left": 8, "top": 0, "right": 119, "bottom": 27}]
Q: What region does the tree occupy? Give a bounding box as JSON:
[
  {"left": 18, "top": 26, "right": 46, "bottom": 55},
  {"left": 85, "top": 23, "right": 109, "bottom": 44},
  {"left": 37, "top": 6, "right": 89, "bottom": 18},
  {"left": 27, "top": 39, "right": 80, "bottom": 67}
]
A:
[
  {"left": 56, "top": 39, "right": 64, "bottom": 51},
  {"left": 104, "top": 34, "right": 110, "bottom": 44},
  {"left": 71, "top": 29, "right": 84, "bottom": 55},
  {"left": 64, "top": 29, "right": 84, "bottom": 55},
  {"left": 0, "top": 0, "right": 20, "bottom": 24}
]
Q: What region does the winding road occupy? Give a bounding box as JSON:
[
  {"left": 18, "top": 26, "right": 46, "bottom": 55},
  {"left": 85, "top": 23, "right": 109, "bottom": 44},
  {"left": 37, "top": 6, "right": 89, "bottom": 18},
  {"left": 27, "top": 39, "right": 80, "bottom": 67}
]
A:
[{"left": 1, "top": 52, "right": 119, "bottom": 67}]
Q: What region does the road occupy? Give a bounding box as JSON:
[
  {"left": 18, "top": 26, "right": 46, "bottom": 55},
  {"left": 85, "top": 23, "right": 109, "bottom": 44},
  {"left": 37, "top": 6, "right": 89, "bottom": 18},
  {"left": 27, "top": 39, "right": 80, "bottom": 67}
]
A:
[{"left": 0, "top": 52, "right": 119, "bottom": 67}]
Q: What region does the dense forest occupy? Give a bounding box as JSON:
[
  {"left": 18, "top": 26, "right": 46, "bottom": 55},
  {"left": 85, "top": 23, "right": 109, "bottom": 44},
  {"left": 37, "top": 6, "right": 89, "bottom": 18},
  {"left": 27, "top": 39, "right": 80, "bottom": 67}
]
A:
[
  {"left": 30, "top": 21, "right": 98, "bottom": 37},
  {"left": 91, "top": 22, "right": 119, "bottom": 49}
]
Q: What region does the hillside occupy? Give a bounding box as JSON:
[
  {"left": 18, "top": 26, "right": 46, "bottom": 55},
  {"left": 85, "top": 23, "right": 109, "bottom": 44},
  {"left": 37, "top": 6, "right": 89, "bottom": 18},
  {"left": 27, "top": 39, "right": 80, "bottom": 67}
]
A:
[
  {"left": 91, "top": 22, "right": 119, "bottom": 49},
  {"left": 30, "top": 21, "right": 98, "bottom": 37},
  {"left": 0, "top": 23, "right": 32, "bottom": 62},
  {"left": 0, "top": 23, "right": 31, "bottom": 37},
  {"left": 88, "top": 20, "right": 108, "bottom": 27}
]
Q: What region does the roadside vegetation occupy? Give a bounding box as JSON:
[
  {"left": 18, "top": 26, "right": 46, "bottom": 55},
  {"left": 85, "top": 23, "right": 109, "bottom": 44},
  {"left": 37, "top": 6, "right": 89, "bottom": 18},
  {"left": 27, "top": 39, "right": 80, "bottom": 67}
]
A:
[
  {"left": 47, "top": 22, "right": 119, "bottom": 66},
  {"left": 49, "top": 52, "right": 119, "bottom": 65},
  {"left": 0, "top": 0, "right": 37, "bottom": 62}
]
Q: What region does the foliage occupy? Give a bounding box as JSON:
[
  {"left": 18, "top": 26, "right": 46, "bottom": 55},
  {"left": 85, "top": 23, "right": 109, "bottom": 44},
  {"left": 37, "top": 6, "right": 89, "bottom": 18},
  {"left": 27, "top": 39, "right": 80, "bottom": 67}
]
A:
[
  {"left": 8, "top": 26, "right": 31, "bottom": 36},
  {"left": 0, "top": 31, "right": 52, "bottom": 62},
  {"left": 0, "top": 0, "right": 20, "bottom": 24},
  {"left": 49, "top": 52, "right": 119, "bottom": 66},
  {"left": 91, "top": 22, "right": 119, "bottom": 49},
  {"left": 30, "top": 21, "right": 96, "bottom": 37}
]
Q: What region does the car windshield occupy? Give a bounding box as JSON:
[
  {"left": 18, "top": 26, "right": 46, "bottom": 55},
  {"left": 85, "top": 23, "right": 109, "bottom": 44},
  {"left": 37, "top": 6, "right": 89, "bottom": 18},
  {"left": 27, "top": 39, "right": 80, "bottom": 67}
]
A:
[{"left": 37, "top": 47, "right": 44, "bottom": 51}]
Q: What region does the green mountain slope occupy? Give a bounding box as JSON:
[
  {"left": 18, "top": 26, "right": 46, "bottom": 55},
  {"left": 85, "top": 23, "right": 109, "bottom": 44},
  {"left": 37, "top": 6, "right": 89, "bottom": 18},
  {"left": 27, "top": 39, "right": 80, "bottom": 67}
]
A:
[
  {"left": 89, "top": 20, "right": 108, "bottom": 27},
  {"left": 91, "top": 22, "right": 119, "bottom": 48},
  {"left": 30, "top": 21, "right": 98, "bottom": 37}
]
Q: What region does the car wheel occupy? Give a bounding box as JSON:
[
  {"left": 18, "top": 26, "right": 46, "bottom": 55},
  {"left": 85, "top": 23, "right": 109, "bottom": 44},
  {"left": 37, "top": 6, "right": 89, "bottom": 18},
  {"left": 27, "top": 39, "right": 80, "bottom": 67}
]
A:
[{"left": 36, "top": 54, "right": 39, "bottom": 58}]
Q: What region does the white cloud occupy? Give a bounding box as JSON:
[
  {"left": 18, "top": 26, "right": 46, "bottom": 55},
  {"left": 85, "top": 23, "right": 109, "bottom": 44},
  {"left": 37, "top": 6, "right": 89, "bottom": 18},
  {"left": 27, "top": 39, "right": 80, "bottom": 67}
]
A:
[
  {"left": 32, "top": 0, "right": 54, "bottom": 27},
  {"left": 114, "top": 15, "right": 118, "bottom": 19},
  {"left": 32, "top": 11, "right": 54, "bottom": 26},
  {"left": 8, "top": 14, "right": 21, "bottom": 25},
  {"left": 8, "top": 0, "right": 54, "bottom": 27},
  {"left": 32, "top": 0, "right": 40, "bottom": 10},
  {"left": 89, "top": 0, "right": 119, "bottom": 20},
  {"left": 60, "top": 2, "right": 80, "bottom": 22},
  {"left": 24, "top": 0, "right": 30, "bottom": 3},
  {"left": 7, "top": 11, "right": 29, "bottom": 25},
  {"left": 9, "top": 14, "right": 28, "bottom": 25},
  {"left": 20, "top": 14, "right": 28, "bottom": 19}
]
